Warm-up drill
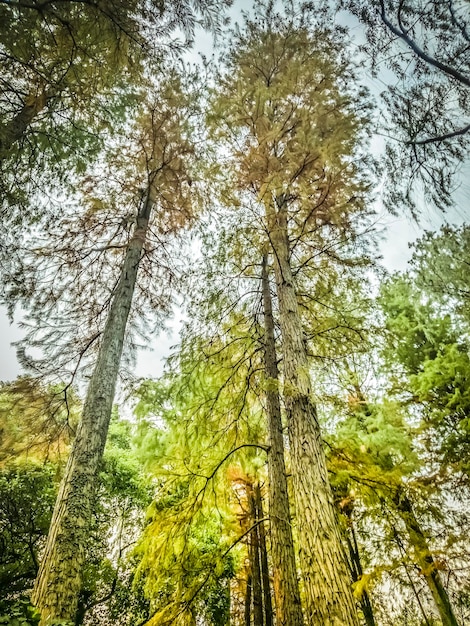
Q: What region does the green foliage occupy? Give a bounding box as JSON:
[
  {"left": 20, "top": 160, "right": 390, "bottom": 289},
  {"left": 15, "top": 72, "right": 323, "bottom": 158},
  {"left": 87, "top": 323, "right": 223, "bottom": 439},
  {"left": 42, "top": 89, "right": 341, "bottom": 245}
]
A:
[
  {"left": 136, "top": 485, "right": 237, "bottom": 626},
  {"left": 325, "top": 224, "right": 470, "bottom": 623},
  {"left": 379, "top": 225, "right": 470, "bottom": 478},
  {"left": 410, "top": 224, "right": 470, "bottom": 323},
  {"left": 0, "top": 598, "right": 40, "bottom": 626},
  {"left": 330, "top": 397, "right": 418, "bottom": 494},
  {"left": 0, "top": 461, "right": 57, "bottom": 595},
  {"left": 0, "top": 597, "right": 72, "bottom": 625},
  {"left": 202, "top": 556, "right": 234, "bottom": 626},
  {"left": 380, "top": 275, "right": 458, "bottom": 374},
  {"left": 0, "top": 394, "right": 153, "bottom": 625},
  {"left": 131, "top": 323, "right": 268, "bottom": 625}
]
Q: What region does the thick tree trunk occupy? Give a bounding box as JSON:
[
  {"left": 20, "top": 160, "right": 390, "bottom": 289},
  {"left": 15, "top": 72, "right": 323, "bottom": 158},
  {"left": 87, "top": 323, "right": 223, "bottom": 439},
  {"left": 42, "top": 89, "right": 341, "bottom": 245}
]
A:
[
  {"left": 268, "top": 198, "right": 359, "bottom": 626},
  {"left": 261, "top": 255, "right": 303, "bottom": 626},
  {"left": 254, "top": 483, "right": 273, "bottom": 626},
  {"left": 32, "top": 198, "right": 152, "bottom": 624},
  {"left": 395, "top": 490, "right": 459, "bottom": 626},
  {"left": 0, "top": 89, "right": 48, "bottom": 156}
]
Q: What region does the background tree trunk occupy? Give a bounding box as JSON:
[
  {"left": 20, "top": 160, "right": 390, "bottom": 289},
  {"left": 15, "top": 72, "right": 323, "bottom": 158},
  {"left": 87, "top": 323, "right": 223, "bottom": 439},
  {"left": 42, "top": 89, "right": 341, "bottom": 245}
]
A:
[
  {"left": 249, "top": 486, "right": 264, "bottom": 626},
  {"left": 346, "top": 521, "right": 376, "bottom": 626},
  {"left": 32, "top": 198, "right": 152, "bottom": 624},
  {"left": 254, "top": 483, "right": 273, "bottom": 626},
  {"left": 395, "top": 490, "right": 459, "bottom": 626},
  {"left": 261, "top": 254, "right": 303, "bottom": 626},
  {"left": 245, "top": 571, "right": 252, "bottom": 626}
]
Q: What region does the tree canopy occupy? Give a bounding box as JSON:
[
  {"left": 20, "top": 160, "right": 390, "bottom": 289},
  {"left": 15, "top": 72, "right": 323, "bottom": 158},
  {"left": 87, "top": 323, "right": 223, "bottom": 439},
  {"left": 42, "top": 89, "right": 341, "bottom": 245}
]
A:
[{"left": 1, "top": 1, "right": 470, "bottom": 625}]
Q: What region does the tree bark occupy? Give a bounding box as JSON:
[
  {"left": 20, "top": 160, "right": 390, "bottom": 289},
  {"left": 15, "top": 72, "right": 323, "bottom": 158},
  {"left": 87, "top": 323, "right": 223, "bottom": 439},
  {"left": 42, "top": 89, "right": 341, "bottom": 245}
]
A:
[
  {"left": 395, "top": 490, "right": 459, "bottom": 626},
  {"left": 261, "top": 254, "right": 303, "bottom": 626},
  {"left": 32, "top": 197, "right": 152, "bottom": 624},
  {"left": 346, "top": 523, "right": 376, "bottom": 626},
  {"left": 0, "top": 89, "right": 48, "bottom": 157},
  {"left": 254, "top": 483, "right": 273, "bottom": 626},
  {"left": 245, "top": 572, "right": 252, "bottom": 626},
  {"left": 268, "top": 197, "right": 359, "bottom": 626},
  {"left": 249, "top": 487, "right": 265, "bottom": 626}
]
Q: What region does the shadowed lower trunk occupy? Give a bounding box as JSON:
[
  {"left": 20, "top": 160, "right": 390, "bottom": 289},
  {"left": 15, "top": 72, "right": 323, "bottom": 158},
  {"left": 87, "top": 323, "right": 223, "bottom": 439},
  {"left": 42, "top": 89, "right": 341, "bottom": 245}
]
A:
[
  {"left": 346, "top": 521, "right": 376, "bottom": 626},
  {"left": 249, "top": 487, "right": 265, "bottom": 626},
  {"left": 261, "top": 254, "right": 303, "bottom": 626},
  {"left": 269, "top": 197, "right": 359, "bottom": 626},
  {"left": 245, "top": 571, "right": 252, "bottom": 626},
  {"left": 254, "top": 484, "right": 273, "bottom": 626},
  {"left": 32, "top": 198, "right": 152, "bottom": 625},
  {"left": 395, "top": 490, "right": 459, "bottom": 626}
]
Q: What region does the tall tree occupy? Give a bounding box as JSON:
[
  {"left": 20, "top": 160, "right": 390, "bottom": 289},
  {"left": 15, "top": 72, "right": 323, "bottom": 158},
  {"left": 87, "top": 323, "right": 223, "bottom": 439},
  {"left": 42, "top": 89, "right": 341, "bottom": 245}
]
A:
[
  {"left": 30, "top": 74, "right": 200, "bottom": 624},
  {"left": 209, "top": 3, "right": 374, "bottom": 623},
  {"left": 0, "top": 0, "right": 230, "bottom": 312}
]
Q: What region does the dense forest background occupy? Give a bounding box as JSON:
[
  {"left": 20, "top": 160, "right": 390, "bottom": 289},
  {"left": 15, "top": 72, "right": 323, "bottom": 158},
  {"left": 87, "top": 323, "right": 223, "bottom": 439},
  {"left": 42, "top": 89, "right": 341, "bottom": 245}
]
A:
[{"left": 1, "top": 1, "right": 469, "bottom": 625}]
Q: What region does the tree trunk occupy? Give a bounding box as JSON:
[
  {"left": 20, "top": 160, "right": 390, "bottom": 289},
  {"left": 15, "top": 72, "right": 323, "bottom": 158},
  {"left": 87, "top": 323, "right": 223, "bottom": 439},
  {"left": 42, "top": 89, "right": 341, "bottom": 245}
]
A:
[
  {"left": 261, "top": 254, "right": 303, "bottom": 626},
  {"left": 245, "top": 572, "right": 252, "bottom": 626},
  {"left": 395, "top": 490, "right": 459, "bottom": 626},
  {"left": 268, "top": 197, "right": 359, "bottom": 626},
  {"left": 346, "top": 523, "right": 376, "bottom": 626},
  {"left": 0, "top": 89, "right": 48, "bottom": 156},
  {"left": 254, "top": 483, "right": 273, "bottom": 626},
  {"left": 249, "top": 488, "right": 264, "bottom": 626},
  {"left": 32, "top": 197, "right": 152, "bottom": 624}
]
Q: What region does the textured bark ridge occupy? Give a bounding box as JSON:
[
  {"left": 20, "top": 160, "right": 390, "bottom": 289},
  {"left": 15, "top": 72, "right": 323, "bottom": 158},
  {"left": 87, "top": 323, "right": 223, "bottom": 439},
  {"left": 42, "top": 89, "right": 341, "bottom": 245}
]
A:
[
  {"left": 32, "top": 200, "right": 152, "bottom": 625},
  {"left": 261, "top": 255, "right": 303, "bottom": 626},
  {"left": 269, "top": 200, "right": 359, "bottom": 626},
  {"left": 395, "top": 490, "right": 459, "bottom": 626}
]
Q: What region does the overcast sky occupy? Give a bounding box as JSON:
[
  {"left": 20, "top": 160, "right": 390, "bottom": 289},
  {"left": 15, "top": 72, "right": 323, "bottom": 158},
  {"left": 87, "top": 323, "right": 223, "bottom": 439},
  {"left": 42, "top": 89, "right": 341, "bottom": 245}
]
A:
[{"left": 1, "top": 0, "right": 469, "bottom": 383}]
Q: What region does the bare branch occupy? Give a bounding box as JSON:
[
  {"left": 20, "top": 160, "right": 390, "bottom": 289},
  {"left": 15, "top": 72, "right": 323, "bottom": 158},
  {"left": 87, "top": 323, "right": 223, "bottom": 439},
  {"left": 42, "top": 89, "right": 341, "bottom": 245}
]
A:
[{"left": 378, "top": 0, "right": 470, "bottom": 87}]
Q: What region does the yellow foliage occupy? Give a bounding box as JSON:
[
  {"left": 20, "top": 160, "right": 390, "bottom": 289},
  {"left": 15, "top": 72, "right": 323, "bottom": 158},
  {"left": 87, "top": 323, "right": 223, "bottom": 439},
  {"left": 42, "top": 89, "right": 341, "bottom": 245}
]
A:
[{"left": 352, "top": 573, "right": 372, "bottom": 599}]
